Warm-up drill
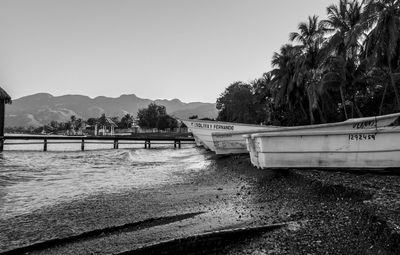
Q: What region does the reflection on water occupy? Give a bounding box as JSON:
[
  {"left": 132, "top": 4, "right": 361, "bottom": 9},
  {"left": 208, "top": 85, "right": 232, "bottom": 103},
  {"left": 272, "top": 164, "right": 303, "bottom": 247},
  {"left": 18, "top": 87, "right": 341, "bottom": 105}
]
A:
[{"left": 0, "top": 145, "right": 210, "bottom": 219}]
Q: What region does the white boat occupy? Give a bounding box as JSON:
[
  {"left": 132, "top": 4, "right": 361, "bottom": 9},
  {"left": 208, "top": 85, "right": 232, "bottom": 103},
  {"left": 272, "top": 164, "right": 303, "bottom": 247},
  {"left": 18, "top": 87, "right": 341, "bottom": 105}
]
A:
[
  {"left": 213, "top": 112, "right": 400, "bottom": 155},
  {"left": 180, "top": 119, "right": 274, "bottom": 152},
  {"left": 192, "top": 134, "right": 203, "bottom": 147},
  {"left": 245, "top": 126, "right": 400, "bottom": 170}
]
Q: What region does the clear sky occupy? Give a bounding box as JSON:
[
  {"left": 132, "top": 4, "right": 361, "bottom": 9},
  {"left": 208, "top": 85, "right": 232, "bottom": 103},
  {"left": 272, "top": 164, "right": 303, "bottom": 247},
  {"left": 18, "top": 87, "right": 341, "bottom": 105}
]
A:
[{"left": 0, "top": 0, "right": 335, "bottom": 103}]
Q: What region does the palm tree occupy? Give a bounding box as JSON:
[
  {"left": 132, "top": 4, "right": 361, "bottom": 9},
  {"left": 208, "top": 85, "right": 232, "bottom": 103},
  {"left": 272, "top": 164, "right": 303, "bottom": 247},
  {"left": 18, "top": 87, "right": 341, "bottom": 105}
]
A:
[
  {"left": 289, "top": 15, "right": 325, "bottom": 123},
  {"left": 289, "top": 15, "right": 325, "bottom": 68},
  {"left": 120, "top": 114, "right": 134, "bottom": 128},
  {"left": 251, "top": 73, "right": 275, "bottom": 124},
  {"left": 363, "top": 0, "right": 400, "bottom": 112},
  {"left": 270, "top": 44, "right": 301, "bottom": 107},
  {"left": 321, "top": 0, "right": 366, "bottom": 119},
  {"left": 270, "top": 44, "right": 311, "bottom": 124}
]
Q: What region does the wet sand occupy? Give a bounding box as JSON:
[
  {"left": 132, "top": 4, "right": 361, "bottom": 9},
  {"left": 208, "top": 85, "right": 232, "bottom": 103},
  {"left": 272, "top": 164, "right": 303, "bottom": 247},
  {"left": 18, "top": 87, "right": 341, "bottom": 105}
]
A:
[{"left": 1, "top": 154, "right": 399, "bottom": 254}]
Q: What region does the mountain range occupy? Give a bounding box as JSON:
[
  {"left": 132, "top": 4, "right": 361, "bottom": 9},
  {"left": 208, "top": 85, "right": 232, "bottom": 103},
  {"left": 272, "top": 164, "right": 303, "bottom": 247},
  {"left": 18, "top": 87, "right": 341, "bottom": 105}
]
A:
[{"left": 5, "top": 93, "right": 218, "bottom": 127}]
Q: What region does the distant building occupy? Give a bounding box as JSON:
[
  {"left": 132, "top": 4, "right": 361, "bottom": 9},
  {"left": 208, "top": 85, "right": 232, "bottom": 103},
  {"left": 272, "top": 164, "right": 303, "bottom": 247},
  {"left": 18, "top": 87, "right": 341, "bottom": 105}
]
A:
[{"left": 95, "top": 117, "right": 118, "bottom": 136}]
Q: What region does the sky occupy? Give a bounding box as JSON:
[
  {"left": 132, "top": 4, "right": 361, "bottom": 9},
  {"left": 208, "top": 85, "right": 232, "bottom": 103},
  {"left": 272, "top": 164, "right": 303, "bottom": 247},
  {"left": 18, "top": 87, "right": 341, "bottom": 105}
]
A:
[{"left": 0, "top": 0, "right": 336, "bottom": 103}]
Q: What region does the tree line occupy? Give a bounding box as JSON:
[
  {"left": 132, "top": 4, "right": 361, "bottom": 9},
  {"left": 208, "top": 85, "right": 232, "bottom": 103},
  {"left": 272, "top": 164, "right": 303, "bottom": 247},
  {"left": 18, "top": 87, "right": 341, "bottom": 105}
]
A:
[
  {"left": 6, "top": 113, "right": 135, "bottom": 134},
  {"left": 6, "top": 103, "right": 178, "bottom": 134},
  {"left": 136, "top": 103, "right": 178, "bottom": 130},
  {"left": 216, "top": 0, "right": 400, "bottom": 126}
]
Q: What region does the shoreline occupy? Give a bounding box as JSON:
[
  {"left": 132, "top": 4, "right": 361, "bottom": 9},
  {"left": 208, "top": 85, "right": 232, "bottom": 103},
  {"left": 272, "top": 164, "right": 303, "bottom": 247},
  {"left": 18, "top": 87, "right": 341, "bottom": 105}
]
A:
[{"left": 0, "top": 155, "right": 399, "bottom": 254}]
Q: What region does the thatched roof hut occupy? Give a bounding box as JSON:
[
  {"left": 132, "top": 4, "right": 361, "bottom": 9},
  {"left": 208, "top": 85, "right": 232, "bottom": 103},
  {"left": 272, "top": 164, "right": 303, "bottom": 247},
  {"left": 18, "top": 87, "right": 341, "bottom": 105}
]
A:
[
  {"left": 0, "top": 87, "right": 12, "bottom": 104},
  {"left": 1, "top": 87, "right": 11, "bottom": 150},
  {"left": 105, "top": 117, "right": 118, "bottom": 127}
]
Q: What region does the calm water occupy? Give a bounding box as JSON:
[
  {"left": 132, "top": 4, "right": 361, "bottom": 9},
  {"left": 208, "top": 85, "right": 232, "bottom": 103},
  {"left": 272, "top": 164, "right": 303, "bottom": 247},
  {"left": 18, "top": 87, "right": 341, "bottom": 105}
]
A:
[{"left": 0, "top": 142, "right": 209, "bottom": 219}]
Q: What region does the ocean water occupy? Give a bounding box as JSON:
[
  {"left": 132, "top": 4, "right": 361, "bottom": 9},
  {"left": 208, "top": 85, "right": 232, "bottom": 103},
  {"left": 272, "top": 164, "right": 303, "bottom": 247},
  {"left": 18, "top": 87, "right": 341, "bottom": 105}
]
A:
[{"left": 0, "top": 142, "right": 209, "bottom": 219}]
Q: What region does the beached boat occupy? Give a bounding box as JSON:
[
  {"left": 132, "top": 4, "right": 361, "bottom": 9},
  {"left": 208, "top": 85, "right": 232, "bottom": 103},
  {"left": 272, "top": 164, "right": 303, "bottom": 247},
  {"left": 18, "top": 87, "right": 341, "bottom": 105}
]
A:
[
  {"left": 245, "top": 126, "right": 400, "bottom": 170},
  {"left": 180, "top": 119, "right": 274, "bottom": 152},
  {"left": 213, "top": 112, "right": 400, "bottom": 155}
]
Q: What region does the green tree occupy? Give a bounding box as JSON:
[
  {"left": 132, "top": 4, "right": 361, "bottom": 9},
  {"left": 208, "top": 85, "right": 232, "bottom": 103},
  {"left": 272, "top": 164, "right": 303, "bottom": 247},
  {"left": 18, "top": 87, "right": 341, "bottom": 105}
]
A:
[
  {"left": 120, "top": 114, "right": 134, "bottom": 129},
  {"left": 98, "top": 114, "right": 108, "bottom": 126},
  {"left": 136, "top": 103, "right": 176, "bottom": 129},
  {"left": 251, "top": 73, "right": 274, "bottom": 124},
  {"left": 216, "top": 82, "right": 258, "bottom": 123},
  {"left": 69, "top": 115, "right": 77, "bottom": 131},
  {"left": 49, "top": 121, "right": 60, "bottom": 131},
  {"left": 157, "top": 115, "right": 178, "bottom": 130},
  {"left": 363, "top": 0, "right": 400, "bottom": 112},
  {"left": 86, "top": 118, "right": 98, "bottom": 127},
  {"left": 75, "top": 118, "right": 83, "bottom": 131},
  {"left": 289, "top": 15, "right": 326, "bottom": 123},
  {"left": 269, "top": 44, "right": 311, "bottom": 125},
  {"left": 321, "top": 0, "right": 366, "bottom": 119}
]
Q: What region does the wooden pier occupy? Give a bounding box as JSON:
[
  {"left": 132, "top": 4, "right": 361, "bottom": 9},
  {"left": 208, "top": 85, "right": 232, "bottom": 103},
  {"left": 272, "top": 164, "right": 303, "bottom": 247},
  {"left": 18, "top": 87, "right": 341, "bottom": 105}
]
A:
[{"left": 0, "top": 135, "right": 195, "bottom": 151}]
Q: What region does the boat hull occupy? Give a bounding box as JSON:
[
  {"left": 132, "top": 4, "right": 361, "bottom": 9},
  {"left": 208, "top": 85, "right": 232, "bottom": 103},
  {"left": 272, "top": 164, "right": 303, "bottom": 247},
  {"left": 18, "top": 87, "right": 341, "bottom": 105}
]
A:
[
  {"left": 215, "top": 112, "right": 400, "bottom": 155},
  {"left": 248, "top": 127, "right": 400, "bottom": 170},
  {"left": 213, "top": 127, "right": 276, "bottom": 155},
  {"left": 181, "top": 119, "right": 269, "bottom": 152}
]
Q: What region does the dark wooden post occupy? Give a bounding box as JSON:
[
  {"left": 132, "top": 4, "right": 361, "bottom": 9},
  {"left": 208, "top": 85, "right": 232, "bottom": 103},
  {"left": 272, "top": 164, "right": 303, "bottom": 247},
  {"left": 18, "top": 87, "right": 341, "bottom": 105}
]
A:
[
  {"left": 113, "top": 139, "right": 119, "bottom": 149},
  {"left": 0, "top": 87, "right": 12, "bottom": 152},
  {"left": 81, "top": 139, "right": 85, "bottom": 151},
  {"left": 144, "top": 140, "right": 151, "bottom": 149},
  {"left": 178, "top": 140, "right": 181, "bottom": 149},
  {"left": 0, "top": 100, "right": 4, "bottom": 152},
  {"left": 43, "top": 138, "right": 47, "bottom": 151}
]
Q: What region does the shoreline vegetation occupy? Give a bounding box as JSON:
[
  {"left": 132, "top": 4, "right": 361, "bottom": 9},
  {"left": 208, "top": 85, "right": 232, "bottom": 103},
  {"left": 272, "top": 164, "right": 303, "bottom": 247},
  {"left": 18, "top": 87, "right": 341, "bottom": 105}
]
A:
[
  {"left": 5, "top": 103, "right": 181, "bottom": 136},
  {"left": 6, "top": 0, "right": 400, "bottom": 132},
  {"left": 215, "top": 0, "right": 400, "bottom": 127}
]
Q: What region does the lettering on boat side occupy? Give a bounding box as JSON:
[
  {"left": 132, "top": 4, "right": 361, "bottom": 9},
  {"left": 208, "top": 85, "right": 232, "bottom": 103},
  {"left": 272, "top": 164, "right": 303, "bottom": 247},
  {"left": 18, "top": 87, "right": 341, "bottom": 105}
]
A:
[
  {"left": 352, "top": 120, "right": 377, "bottom": 129},
  {"left": 348, "top": 133, "right": 376, "bottom": 141},
  {"left": 191, "top": 122, "right": 234, "bottom": 130}
]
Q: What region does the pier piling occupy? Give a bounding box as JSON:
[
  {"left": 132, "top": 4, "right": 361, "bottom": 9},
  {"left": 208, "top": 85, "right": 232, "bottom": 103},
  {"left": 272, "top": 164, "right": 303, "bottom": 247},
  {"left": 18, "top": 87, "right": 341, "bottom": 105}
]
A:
[
  {"left": 81, "top": 139, "right": 85, "bottom": 151},
  {"left": 174, "top": 140, "right": 181, "bottom": 149},
  {"left": 43, "top": 139, "right": 47, "bottom": 152},
  {"left": 144, "top": 140, "right": 152, "bottom": 149}
]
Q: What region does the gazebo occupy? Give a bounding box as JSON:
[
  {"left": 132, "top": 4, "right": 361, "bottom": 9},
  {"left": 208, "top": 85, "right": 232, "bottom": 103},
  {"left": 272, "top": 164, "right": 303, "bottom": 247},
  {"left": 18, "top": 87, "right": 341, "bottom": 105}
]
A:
[
  {"left": 0, "top": 87, "right": 12, "bottom": 151},
  {"left": 95, "top": 117, "right": 118, "bottom": 136}
]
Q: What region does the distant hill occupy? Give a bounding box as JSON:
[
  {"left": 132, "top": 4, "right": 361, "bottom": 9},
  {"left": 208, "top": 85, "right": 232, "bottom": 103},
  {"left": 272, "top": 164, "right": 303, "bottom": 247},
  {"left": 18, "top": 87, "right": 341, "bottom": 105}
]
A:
[{"left": 5, "top": 93, "right": 218, "bottom": 127}]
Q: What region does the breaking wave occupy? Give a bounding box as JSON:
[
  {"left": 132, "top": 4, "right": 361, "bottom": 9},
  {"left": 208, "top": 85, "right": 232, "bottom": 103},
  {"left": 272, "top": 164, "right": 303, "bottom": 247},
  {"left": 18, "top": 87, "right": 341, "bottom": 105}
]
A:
[{"left": 0, "top": 146, "right": 211, "bottom": 219}]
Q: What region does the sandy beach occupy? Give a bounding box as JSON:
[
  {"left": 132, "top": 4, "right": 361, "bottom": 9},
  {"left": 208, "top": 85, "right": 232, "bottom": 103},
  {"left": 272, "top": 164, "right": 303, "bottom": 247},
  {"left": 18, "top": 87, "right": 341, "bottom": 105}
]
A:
[{"left": 1, "top": 153, "right": 399, "bottom": 254}]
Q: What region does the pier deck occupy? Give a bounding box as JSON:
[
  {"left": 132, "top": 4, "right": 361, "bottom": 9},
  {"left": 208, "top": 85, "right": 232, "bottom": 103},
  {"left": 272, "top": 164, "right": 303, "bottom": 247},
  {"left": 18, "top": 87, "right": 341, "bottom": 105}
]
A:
[{"left": 0, "top": 135, "right": 195, "bottom": 151}]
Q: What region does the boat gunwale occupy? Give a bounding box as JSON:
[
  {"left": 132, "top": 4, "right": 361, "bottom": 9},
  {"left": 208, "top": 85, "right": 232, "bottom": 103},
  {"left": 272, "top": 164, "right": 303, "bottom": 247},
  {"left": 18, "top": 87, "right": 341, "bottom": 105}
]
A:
[
  {"left": 250, "top": 127, "right": 400, "bottom": 138},
  {"left": 213, "top": 112, "right": 400, "bottom": 137},
  {"left": 179, "top": 119, "right": 271, "bottom": 128},
  {"left": 256, "top": 149, "right": 400, "bottom": 153}
]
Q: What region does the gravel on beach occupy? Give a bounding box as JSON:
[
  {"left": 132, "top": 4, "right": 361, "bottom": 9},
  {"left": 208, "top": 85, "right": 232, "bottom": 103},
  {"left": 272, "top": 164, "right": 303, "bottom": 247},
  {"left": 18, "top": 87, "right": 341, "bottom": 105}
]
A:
[{"left": 1, "top": 154, "right": 400, "bottom": 254}]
